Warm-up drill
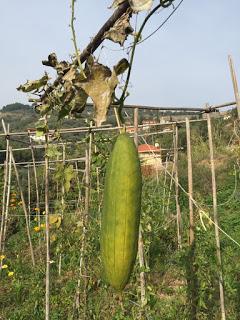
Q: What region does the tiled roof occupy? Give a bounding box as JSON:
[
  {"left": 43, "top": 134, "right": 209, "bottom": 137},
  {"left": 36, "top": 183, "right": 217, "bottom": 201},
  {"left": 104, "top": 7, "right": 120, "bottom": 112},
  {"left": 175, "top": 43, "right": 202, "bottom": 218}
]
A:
[{"left": 138, "top": 144, "right": 161, "bottom": 153}]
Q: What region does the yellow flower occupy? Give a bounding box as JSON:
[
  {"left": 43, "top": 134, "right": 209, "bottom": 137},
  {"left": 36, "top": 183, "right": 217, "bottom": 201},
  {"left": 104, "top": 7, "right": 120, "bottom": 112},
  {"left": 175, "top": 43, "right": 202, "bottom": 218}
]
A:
[
  {"left": 0, "top": 255, "right": 6, "bottom": 260},
  {"left": 34, "top": 217, "right": 38, "bottom": 222},
  {"left": 40, "top": 223, "right": 45, "bottom": 228},
  {"left": 34, "top": 207, "right": 40, "bottom": 212},
  {"left": 1, "top": 264, "right": 8, "bottom": 269},
  {"left": 34, "top": 226, "right": 41, "bottom": 232},
  {"left": 8, "top": 271, "right": 14, "bottom": 277}
]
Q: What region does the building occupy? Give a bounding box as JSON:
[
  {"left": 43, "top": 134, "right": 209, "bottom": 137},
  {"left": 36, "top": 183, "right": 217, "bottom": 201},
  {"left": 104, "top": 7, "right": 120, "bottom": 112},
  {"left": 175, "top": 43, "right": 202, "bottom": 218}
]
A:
[
  {"left": 138, "top": 144, "right": 162, "bottom": 175},
  {"left": 27, "top": 128, "right": 53, "bottom": 143}
]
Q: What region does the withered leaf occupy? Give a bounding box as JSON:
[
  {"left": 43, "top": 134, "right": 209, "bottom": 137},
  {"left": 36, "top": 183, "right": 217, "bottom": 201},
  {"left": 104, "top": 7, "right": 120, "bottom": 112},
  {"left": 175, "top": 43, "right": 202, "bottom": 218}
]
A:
[
  {"left": 75, "top": 62, "right": 118, "bottom": 126},
  {"left": 114, "top": 58, "right": 130, "bottom": 75},
  {"left": 69, "top": 89, "right": 88, "bottom": 115},
  {"left": 55, "top": 61, "right": 70, "bottom": 76},
  {"left": 110, "top": 0, "right": 153, "bottom": 11},
  {"left": 129, "top": 0, "right": 153, "bottom": 11},
  {"left": 104, "top": 9, "right": 133, "bottom": 46},
  {"left": 42, "top": 53, "right": 58, "bottom": 67},
  {"left": 17, "top": 73, "right": 49, "bottom": 93},
  {"left": 109, "top": 0, "right": 126, "bottom": 9}
]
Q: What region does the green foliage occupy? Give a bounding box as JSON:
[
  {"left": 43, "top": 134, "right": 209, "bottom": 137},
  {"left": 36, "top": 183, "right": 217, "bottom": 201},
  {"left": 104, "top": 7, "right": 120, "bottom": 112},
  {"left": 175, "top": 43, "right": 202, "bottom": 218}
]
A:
[{"left": 1, "top": 115, "right": 240, "bottom": 319}]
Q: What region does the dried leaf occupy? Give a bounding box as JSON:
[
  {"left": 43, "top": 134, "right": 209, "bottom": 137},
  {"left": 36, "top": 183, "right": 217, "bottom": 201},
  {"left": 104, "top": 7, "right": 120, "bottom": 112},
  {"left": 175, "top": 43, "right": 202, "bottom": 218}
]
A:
[
  {"left": 49, "top": 215, "right": 62, "bottom": 229},
  {"left": 69, "top": 89, "right": 88, "bottom": 115},
  {"left": 62, "top": 65, "right": 78, "bottom": 82},
  {"left": 114, "top": 58, "right": 130, "bottom": 75},
  {"left": 109, "top": 0, "right": 126, "bottom": 9},
  {"left": 55, "top": 61, "right": 70, "bottom": 76},
  {"left": 42, "top": 53, "right": 58, "bottom": 67},
  {"left": 75, "top": 62, "right": 118, "bottom": 126},
  {"left": 104, "top": 9, "right": 133, "bottom": 46},
  {"left": 17, "top": 74, "right": 49, "bottom": 93},
  {"left": 129, "top": 0, "right": 153, "bottom": 11}
]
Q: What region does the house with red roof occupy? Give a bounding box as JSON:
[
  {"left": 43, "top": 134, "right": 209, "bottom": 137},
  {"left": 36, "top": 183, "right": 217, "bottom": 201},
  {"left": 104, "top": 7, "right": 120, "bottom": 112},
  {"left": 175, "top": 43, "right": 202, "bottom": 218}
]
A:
[{"left": 138, "top": 144, "right": 162, "bottom": 174}]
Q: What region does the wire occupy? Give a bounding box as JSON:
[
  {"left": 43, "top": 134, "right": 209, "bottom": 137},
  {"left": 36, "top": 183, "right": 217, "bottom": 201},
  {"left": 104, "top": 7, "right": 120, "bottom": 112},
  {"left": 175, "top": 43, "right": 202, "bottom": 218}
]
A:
[
  {"left": 102, "top": 0, "right": 184, "bottom": 53},
  {"left": 137, "top": 0, "right": 185, "bottom": 46}
]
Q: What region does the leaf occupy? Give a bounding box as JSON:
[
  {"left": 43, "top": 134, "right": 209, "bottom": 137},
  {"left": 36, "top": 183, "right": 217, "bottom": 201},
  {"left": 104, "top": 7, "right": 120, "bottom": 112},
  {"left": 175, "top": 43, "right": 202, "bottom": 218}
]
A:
[
  {"left": 36, "top": 128, "right": 45, "bottom": 137},
  {"left": 17, "top": 74, "right": 49, "bottom": 92},
  {"left": 109, "top": 0, "right": 126, "bottom": 9},
  {"left": 50, "top": 233, "right": 57, "bottom": 242},
  {"left": 75, "top": 62, "right": 118, "bottom": 126},
  {"left": 104, "top": 9, "right": 133, "bottom": 46},
  {"left": 46, "top": 145, "right": 62, "bottom": 159},
  {"left": 64, "top": 165, "right": 76, "bottom": 192},
  {"left": 42, "top": 53, "right": 58, "bottom": 67},
  {"left": 129, "top": 0, "right": 153, "bottom": 11},
  {"left": 114, "top": 58, "right": 130, "bottom": 75},
  {"left": 49, "top": 215, "right": 62, "bottom": 229},
  {"left": 69, "top": 89, "right": 88, "bottom": 115},
  {"left": 36, "top": 104, "right": 51, "bottom": 116},
  {"left": 35, "top": 120, "right": 48, "bottom": 137}
]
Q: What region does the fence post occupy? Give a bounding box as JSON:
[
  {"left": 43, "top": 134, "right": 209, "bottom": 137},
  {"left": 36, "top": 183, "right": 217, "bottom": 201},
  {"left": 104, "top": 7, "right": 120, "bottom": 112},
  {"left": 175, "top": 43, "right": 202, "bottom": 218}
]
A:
[
  {"left": 134, "top": 107, "right": 146, "bottom": 308},
  {"left": 228, "top": 55, "right": 240, "bottom": 119},
  {"left": 207, "top": 114, "right": 226, "bottom": 320},
  {"left": 185, "top": 118, "right": 194, "bottom": 245},
  {"left": 173, "top": 125, "right": 182, "bottom": 249}
]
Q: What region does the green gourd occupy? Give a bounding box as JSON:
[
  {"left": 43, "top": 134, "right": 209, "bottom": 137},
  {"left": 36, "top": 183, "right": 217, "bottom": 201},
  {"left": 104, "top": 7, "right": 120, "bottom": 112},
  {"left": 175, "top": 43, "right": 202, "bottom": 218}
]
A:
[{"left": 100, "top": 133, "right": 142, "bottom": 290}]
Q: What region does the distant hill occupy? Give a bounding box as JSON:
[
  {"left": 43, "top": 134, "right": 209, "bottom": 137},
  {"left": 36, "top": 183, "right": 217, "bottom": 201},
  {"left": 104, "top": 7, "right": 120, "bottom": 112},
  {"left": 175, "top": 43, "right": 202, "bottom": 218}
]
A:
[{"left": 1, "top": 102, "right": 34, "bottom": 113}]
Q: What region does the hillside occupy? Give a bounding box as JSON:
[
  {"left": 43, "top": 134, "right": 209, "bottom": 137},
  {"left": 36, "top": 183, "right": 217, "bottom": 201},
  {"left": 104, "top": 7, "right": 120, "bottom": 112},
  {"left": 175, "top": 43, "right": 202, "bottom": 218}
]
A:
[{"left": 0, "top": 104, "right": 240, "bottom": 319}]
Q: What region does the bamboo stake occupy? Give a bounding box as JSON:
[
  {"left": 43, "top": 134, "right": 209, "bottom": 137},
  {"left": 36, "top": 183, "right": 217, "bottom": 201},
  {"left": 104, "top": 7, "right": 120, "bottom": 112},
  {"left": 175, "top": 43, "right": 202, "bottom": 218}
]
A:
[
  {"left": 2, "top": 150, "right": 12, "bottom": 253},
  {"left": 0, "top": 121, "right": 10, "bottom": 253},
  {"left": 75, "top": 161, "right": 82, "bottom": 209},
  {"left": 186, "top": 118, "right": 195, "bottom": 245},
  {"left": 162, "top": 153, "right": 170, "bottom": 216},
  {"left": 27, "top": 165, "right": 31, "bottom": 225},
  {"left": 0, "top": 161, "right": 7, "bottom": 254},
  {"left": 114, "top": 107, "right": 121, "bottom": 128},
  {"left": 58, "top": 144, "right": 66, "bottom": 276},
  {"left": 134, "top": 107, "right": 139, "bottom": 146},
  {"left": 10, "top": 147, "right": 35, "bottom": 266},
  {"left": 166, "top": 160, "right": 174, "bottom": 215},
  {"left": 134, "top": 108, "right": 146, "bottom": 308},
  {"left": 45, "top": 127, "right": 50, "bottom": 320},
  {"left": 207, "top": 114, "right": 226, "bottom": 320},
  {"left": 28, "top": 130, "right": 40, "bottom": 225},
  {"left": 61, "top": 144, "right": 66, "bottom": 218},
  {"left": 228, "top": 55, "right": 240, "bottom": 119},
  {"left": 173, "top": 125, "right": 182, "bottom": 249},
  {"left": 84, "top": 149, "right": 90, "bottom": 318}
]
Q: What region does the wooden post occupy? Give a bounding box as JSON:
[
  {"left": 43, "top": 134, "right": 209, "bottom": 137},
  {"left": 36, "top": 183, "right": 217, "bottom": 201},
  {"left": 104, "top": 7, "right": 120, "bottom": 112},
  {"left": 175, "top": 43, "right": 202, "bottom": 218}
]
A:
[
  {"left": 134, "top": 108, "right": 146, "bottom": 308},
  {"left": 45, "top": 126, "right": 50, "bottom": 320},
  {"left": 114, "top": 107, "right": 121, "bottom": 128},
  {"left": 228, "top": 55, "right": 240, "bottom": 119},
  {"left": 162, "top": 153, "right": 170, "bottom": 216},
  {"left": 173, "top": 125, "right": 182, "bottom": 249},
  {"left": 207, "top": 114, "right": 226, "bottom": 320},
  {"left": 134, "top": 107, "right": 139, "bottom": 146},
  {"left": 83, "top": 149, "right": 90, "bottom": 319},
  {"left": 27, "top": 165, "right": 31, "bottom": 225},
  {"left": 61, "top": 144, "right": 66, "bottom": 218},
  {"left": 2, "top": 149, "right": 12, "bottom": 253},
  {"left": 185, "top": 118, "right": 194, "bottom": 245},
  {"left": 28, "top": 130, "right": 40, "bottom": 223},
  {"left": 0, "top": 121, "right": 10, "bottom": 253},
  {"left": 75, "top": 161, "right": 82, "bottom": 209},
  {"left": 0, "top": 161, "right": 7, "bottom": 254},
  {"left": 10, "top": 148, "right": 35, "bottom": 266}
]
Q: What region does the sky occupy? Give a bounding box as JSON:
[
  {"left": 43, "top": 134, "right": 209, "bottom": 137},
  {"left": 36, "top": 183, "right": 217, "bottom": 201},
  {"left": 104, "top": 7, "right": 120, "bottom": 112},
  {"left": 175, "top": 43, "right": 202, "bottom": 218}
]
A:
[{"left": 0, "top": 0, "right": 240, "bottom": 109}]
